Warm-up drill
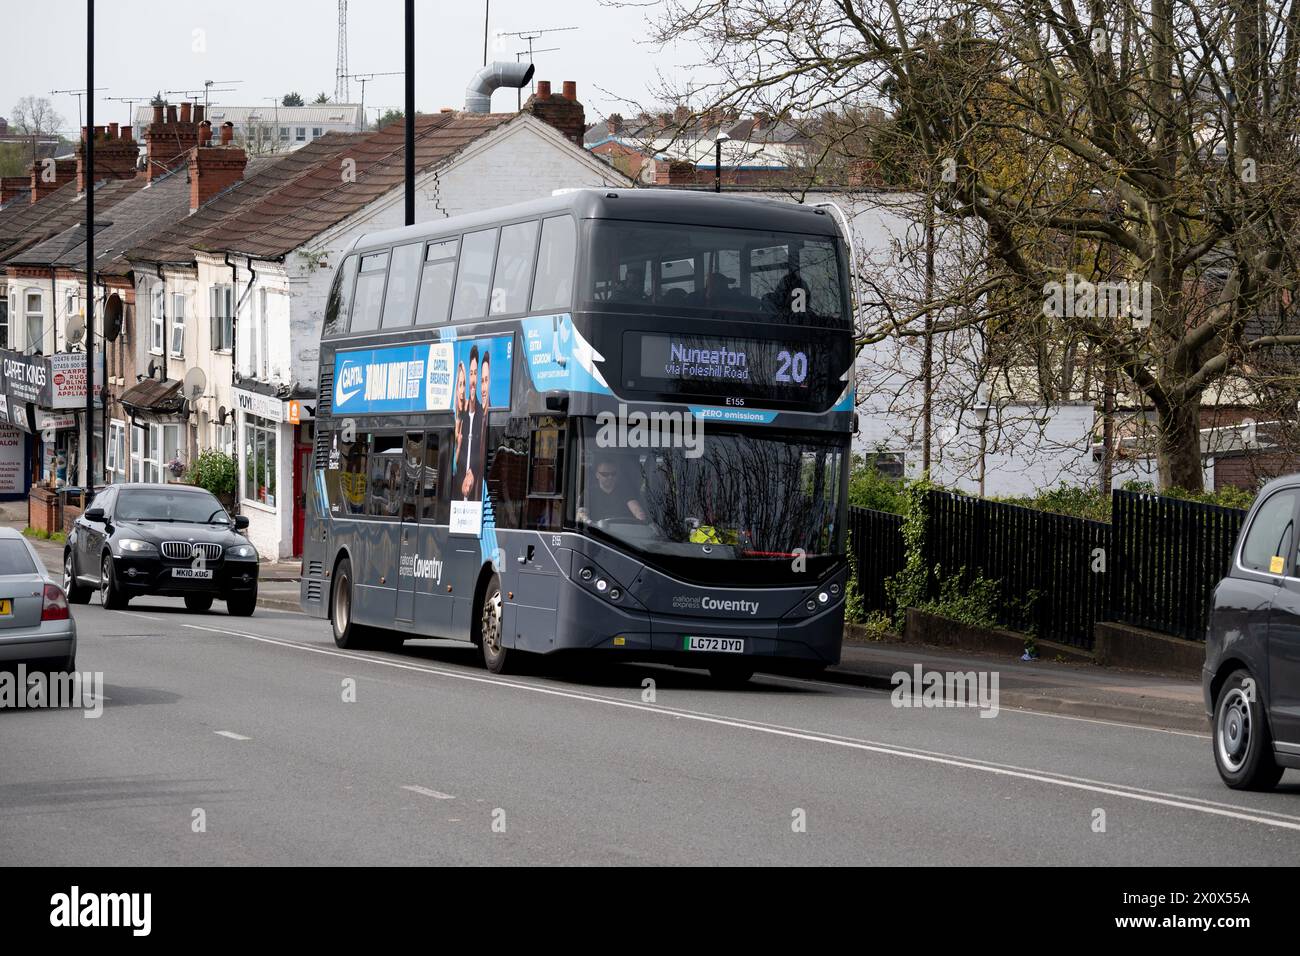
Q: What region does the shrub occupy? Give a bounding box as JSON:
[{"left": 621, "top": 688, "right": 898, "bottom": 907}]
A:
[{"left": 185, "top": 449, "right": 238, "bottom": 498}]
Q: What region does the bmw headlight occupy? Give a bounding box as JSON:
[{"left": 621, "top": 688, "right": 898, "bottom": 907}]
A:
[
  {"left": 226, "top": 544, "right": 257, "bottom": 560},
  {"left": 119, "top": 538, "right": 156, "bottom": 553}
]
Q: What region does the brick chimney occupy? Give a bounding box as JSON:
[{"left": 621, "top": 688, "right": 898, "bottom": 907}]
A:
[
  {"left": 188, "top": 127, "right": 248, "bottom": 213},
  {"left": 75, "top": 123, "right": 140, "bottom": 192},
  {"left": 146, "top": 101, "right": 201, "bottom": 182},
  {"left": 0, "top": 176, "right": 29, "bottom": 205},
  {"left": 522, "top": 79, "right": 586, "bottom": 146},
  {"left": 606, "top": 113, "right": 623, "bottom": 135},
  {"left": 29, "top": 158, "right": 78, "bottom": 203}
]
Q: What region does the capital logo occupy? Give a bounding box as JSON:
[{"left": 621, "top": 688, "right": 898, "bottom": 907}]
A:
[{"left": 335, "top": 362, "right": 364, "bottom": 406}]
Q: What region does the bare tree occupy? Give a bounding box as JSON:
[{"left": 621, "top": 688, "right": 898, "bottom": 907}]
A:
[
  {"left": 10, "top": 95, "right": 64, "bottom": 164},
  {"left": 644, "top": 0, "right": 1300, "bottom": 491}
]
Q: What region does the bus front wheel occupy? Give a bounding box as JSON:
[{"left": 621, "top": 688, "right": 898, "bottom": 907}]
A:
[{"left": 478, "top": 575, "right": 508, "bottom": 674}]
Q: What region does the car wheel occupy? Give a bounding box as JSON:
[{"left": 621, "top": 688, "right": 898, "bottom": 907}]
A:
[
  {"left": 1214, "top": 669, "right": 1285, "bottom": 791},
  {"left": 185, "top": 594, "right": 214, "bottom": 613},
  {"left": 226, "top": 592, "right": 256, "bottom": 617},
  {"left": 64, "top": 551, "right": 91, "bottom": 605},
  {"left": 709, "top": 662, "right": 756, "bottom": 687},
  {"left": 330, "top": 559, "right": 371, "bottom": 648},
  {"left": 478, "top": 575, "right": 508, "bottom": 673},
  {"left": 99, "top": 554, "right": 127, "bottom": 610}
]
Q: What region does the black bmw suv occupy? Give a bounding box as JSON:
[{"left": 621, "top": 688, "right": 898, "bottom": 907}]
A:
[{"left": 64, "top": 483, "right": 259, "bottom": 615}]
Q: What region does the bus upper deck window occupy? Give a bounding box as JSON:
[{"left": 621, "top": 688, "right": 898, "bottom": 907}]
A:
[
  {"left": 490, "top": 220, "right": 539, "bottom": 315},
  {"left": 415, "top": 239, "right": 458, "bottom": 326},
  {"left": 351, "top": 251, "right": 390, "bottom": 332},
  {"left": 380, "top": 243, "right": 423, "bottom": 328},
  {"left": 451, "top": 229, "right": 498, "bottom": 321},
  {"left": 530, "top": 216, "right": 576, "bottom": 313},
  {"left": 323, "top": 254, "right": 358, "bottom": 337}
]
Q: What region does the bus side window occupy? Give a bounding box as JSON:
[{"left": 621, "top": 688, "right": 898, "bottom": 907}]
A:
[
  {"left": 367, "top": 434, "right": 404, "bottom": 518},
  {"left": 415, "top": 239, "right": 458, "bottom": 326},
  {"left": 337, "top": 432, "right": 369, "bottom": 517},
  {"left": 526, "top": 416, "right": 564, "bottom": 531},
  {"left": 418, "top": 431, "right": 443, "bottom": 523},
  {"left": 323, "top": 254, "right": 358, "bottom": 337},
  {"left": 451, "top": 228, "right": 497, "bottom": 321},
  {"left": 351, "top": 251, "right": 390, "bottom": 332},
  {"left": 531, "top": 216, "right": 575, "bottom": 312}
]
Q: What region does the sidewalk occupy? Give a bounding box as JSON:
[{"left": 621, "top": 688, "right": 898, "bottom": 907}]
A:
[{"left": 825, "top": 638, "right": 1207, "bottom": 732}]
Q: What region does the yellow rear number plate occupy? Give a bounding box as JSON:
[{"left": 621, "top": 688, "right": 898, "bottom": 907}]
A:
[{"left": 0, "top": 599, "right": 12, "bottom": 615}]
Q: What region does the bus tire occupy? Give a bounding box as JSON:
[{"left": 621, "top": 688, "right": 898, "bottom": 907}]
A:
[
  {"left": 331, "top": 557, "right": 372, "bottom": 649},
  {"left": 477, "top": 575, "right": 508, "bottom": 674}
]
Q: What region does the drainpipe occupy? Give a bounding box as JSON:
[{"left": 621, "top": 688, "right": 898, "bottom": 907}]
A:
[{"left": 154, "top": 264, "right": 167, "bottom": 381}]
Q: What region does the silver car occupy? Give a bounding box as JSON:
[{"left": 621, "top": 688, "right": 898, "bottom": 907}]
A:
[{"left": 0, "top": 527, "right": 77, "bottom": 672}]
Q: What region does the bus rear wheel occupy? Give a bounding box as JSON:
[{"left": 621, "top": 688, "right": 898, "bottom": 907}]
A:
[
  {"left": 478, "top": 575, "right": 508, "bottom": 674},
  {"left": 331, "top": 558, "right": 372, "bottom": 649}
]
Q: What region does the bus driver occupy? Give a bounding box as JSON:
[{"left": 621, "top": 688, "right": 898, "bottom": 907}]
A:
[{"left": 576, "top": 454, "right": 648, "bottom": 526}]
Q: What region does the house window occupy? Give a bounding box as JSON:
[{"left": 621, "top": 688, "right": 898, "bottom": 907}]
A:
[
  {"left": 295, "top": 127, "right": 306, "bottom": 142},
  {"left": 132, "top": 423, "right": 180, "bottom": 483},
  {"left": 279, "top": 126, "right": 289, "bottom": 141},
  {"left": 210, "top": 285, "right": 234, "bottom": 352},
  {"left": 170, "top": 293, "right": 186, "bottom": 357},
  {"left": 243, "top": 414, "right": 278, "bottom": 506},
  {"left": 150, "top": 289, "right": 164, "bottom": 354},
  {"left": 24, "top": 290, "right": 43, "bottom": 354},
  {"left": 0, "top": 295, "right": 8, "bottom": 349},
  {"left": 107, "top": 420, "right": 126, "bottom": 484},
  {"left": 311, "top": 127, "right": 322, "bottom": 138}
]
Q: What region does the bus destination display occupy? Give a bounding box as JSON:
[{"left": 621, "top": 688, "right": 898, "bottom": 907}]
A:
[{"left": 626, "top": 331, "right": 838, "bottom": 408}]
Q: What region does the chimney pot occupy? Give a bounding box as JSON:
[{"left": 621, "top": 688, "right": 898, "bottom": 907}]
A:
[
  {"left": 180, "top": 102, "right": 192, "bottom": 123},
  {"left": 166, "top": 105, "right": 178, "bottom": 124},
  {"left": 108, "top": 122, "right": 119, "bottom": 138},
  {"left": 220, "top": 121, "right": 234, "bottom": 146},
  {"left": 198, "top": 122, "right": 213, "bottom": 147},
  {"left": 81, "top": 126, "right": 89, "bottom": 142},
  {"left": 536, "top": 80, "right": 552, "bottom": 99},
  {"left": 562, "top": 81, "right": 577, "bottom": 101},
  {"left": 194, "top": 104, "right": 205, "bottom": 123},
  {"left": 121, "top": 125, "right": 133, "bottom": 142},
  {"left": 152, "top": 103, "right": 164, "bottom": 124}
]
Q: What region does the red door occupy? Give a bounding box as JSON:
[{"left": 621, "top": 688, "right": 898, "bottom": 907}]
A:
[{"left": 292, "top": 442, "right": 311, "bottom": 556}]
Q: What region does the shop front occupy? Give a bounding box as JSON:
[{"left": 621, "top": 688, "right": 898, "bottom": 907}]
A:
[
  {"left": 0, "top": 348, "right": 105, "bottom": 531},
  {"left": 232, "top": 386, "right": 313, "bottom": 560}
]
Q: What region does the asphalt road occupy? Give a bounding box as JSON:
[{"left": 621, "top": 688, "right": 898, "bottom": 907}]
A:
[{"left": 3, "top": 596, "right": 1300, "bottom": 865}]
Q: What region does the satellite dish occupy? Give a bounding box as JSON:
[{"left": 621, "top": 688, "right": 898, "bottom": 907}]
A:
[
  {"left": 218, "top": 405, "right": 228, "bottom": 425},
  {"left": 65, "top": 315, "right": 85, "bottom": 347},
  {"left": 104, "top": 294, "right": 123, "bottom": 342},
  {"left": 183, "top": 367, "right": 207, "bottom": 402}
]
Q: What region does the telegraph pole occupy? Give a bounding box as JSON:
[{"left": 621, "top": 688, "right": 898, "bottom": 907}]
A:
[{"left": 84, "top": 0, "right": 95, "bottom": 499}]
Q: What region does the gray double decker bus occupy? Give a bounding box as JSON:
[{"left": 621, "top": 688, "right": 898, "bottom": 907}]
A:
[{"left": 300, "top": 188, "right": 855, "bottom": 683}]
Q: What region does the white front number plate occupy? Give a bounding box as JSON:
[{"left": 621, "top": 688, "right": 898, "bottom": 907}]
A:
[
  {"left": 684, "top": 636, "right": 744, "bottom": 654},
  {"left": 172, "top": 568, "right": 214, "bottom": 580}
]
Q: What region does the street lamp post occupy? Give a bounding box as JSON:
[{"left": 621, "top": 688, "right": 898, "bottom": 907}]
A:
[
  {"left": 714, "top": 131, "right": 731, "bottom": 193},
  {"left": 974, "top": 391, "right": 991, "bottom": 497}
]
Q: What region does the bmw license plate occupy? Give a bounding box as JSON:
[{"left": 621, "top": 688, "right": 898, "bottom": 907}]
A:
[
  {"left": 684, "top": 636, "right": 744, "bottom": 654},
  {"left": 172, "top": 568, "right": 214, "bottom": 580}
]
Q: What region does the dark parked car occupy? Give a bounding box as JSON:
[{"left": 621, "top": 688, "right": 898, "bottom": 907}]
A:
[
  {"left": 1205, "top": 474, "right": 1300, "bottom": 789},
  {"left": 64, "top": 483, "right": 259, "bottom": 615}
]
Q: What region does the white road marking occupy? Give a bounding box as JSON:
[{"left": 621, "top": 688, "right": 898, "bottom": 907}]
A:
[
  {"left": 403, "top": 785, "right": 455, "bottom": 800},
  {"left": 183, "top": 622, "right": 1300, "bottom": 832},
  {"left": 761, "top": 672, "right": 1211, "bottom": 739},
  {"left": 214, "top": 730, "right": 251, "bottom": 741}
]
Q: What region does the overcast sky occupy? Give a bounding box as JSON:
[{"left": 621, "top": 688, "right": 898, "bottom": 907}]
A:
[{"left": 1, "top": 0, "right": 704, "bottom": 134}]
